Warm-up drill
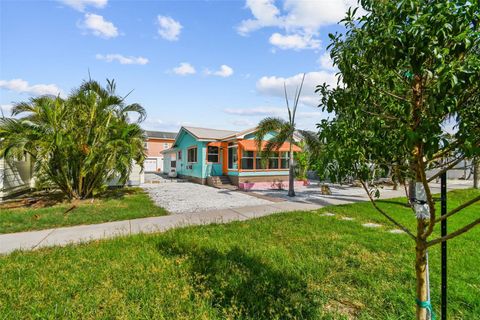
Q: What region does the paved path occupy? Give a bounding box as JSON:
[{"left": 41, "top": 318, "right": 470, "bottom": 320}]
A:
[
  {"left": 0, "top": 181, "right": 471, "bottom": 255},
  {"left": 0, "top": 202, "right": 322, "bottom": 255}
]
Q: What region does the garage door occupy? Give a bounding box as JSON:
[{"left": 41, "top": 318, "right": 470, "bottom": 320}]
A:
[{"left": 144, "top": 159, "right": 158, "bottom": 172}]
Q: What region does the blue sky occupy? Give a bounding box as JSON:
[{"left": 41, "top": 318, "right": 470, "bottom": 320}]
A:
[{"left": 0, "top": 0, "right": 356, "bottom": 132}]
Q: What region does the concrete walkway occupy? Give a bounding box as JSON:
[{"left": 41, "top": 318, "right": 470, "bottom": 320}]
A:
[
  {"left": 0, "top": 181, "right": 471, "bottom": 255},
  {"left": 0, "top": 202, "right": 321, "bottom": 255}
]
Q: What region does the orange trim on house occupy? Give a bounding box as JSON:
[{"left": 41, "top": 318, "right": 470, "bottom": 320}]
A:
[
  {"left": 237, "top": 145, "right": 242, "bottom": 172},
  {"left": 221, "top": 142, "right": 228, "bottom": 174},
  {"left": 237, "top": 140, "right": 301, "bottom": 152},
  {"left": 207, "top": 141, "right": 223, "bottom": 148}
]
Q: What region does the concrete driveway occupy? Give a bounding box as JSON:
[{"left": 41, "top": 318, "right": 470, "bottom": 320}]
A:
[{"left": 249, "top": 180, "right": 473, "bottom": 206}]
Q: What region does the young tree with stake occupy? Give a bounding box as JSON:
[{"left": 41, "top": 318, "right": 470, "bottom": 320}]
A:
[{"left": 317, "top": 1, "right": 479, "bottom": 319}]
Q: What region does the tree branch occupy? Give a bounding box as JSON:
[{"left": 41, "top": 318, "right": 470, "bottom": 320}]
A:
[
  {"left": 428, "top": 143, "right": 460, "bottom": 162},
  {"left": 362, "top": 109, "right": 400, "bottom": 121},
  {"left": 427, "top": 157, "right": 465, "bottom": 183},
  {"left": 360, "top": 180, "right": 417, "bottom": 240},
  {"left": 435, "top": 194, "right": 480, "bottom": 223},
  {"left": 365, "top": 80, "right": 410, "bottom": 103},
  {"left": 427, "top": 217, "right": 480, "bottom": 247},
  {"left": 377, "top": 87, "right": 411, "bottom": 103}
]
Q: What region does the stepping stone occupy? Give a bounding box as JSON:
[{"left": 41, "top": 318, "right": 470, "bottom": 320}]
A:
[
  {"left": 319, "top": 212, "right": 335, "bottom": 217},
  {"left": 362, "top": 223, "right": 382, "bottom": 228},
  {"left": 389, "top": 229, "right": 405, "bottom": 234},
  {"left": 341, "top": 217, "right": 354, "bottom": 221}
]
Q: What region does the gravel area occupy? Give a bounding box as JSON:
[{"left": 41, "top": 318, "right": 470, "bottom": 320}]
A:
[{"left": 142, "top": 181, "right": 271, "bottom": 214}]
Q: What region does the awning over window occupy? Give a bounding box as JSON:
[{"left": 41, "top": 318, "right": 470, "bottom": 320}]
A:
[
  {"left": 206, "top": 142, "right": 223, "bottom": 148},
  {"left": 238, "top": 140, "right": 302, "bottom": 152}
]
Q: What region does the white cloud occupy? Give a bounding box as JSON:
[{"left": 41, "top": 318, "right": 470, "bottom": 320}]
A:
[
  {"left": 239, "top": 0, "right": 363, "bottom": 34},
  {"left": 256, "top": 71, "right": 338, "bottom": 107},
  {"left": 143, "top": 118, "right": 193, "bottom": 132},
  {"left": 96, "top": 54, "right": 149, "bottom": 65},
  {"left": 224, "top": 105, "right": 326, "bottom": 131},
  {"left": 80, "top": 13, "right": 118, "bottom": 38},
  {"left": 205, "top": 65, "right": 234, "bottom": 78},
  {"left": 225, "top": 106, "right": 322, "bottom": 119},
  {"left": 0, "top": 79, "right": 62, "bottom": 96},
  {"left": 237, "top": 0, "right": 281, "bottom": 35},
  {"left": 172, "top": 62, "right": 196, "bottom": 75},
  {"left": 59, "top": 0, "right": 107, "bottom": 12},
  {"left": 317, "top": 51, "right": 335, "bottom": 70},
  {"left": 225, "top": 106, "right": 283, "bottom": 116},
  {"left": 0, "top": 104, "right": 13, "bottom": 116},
  {"left": 157, "top": 15, "right": 182, "bottom": 41},
  {"left": 238, "top": 0, "right": 364, "bottom": 51},
  {"left": 231, "top": 119, "right": 256, "bottom": 127},
  {"left": 269, "top": 32, "right": 320, "bottom": 50}
]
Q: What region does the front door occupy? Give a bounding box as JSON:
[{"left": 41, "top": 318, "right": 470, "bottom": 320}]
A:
[{"left": 228, "top": 146, "right": 238, "bottom": 170}]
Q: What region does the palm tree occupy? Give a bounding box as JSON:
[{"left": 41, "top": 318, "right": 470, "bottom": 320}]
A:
[
  {"left": 254, "top": 74, "right": 305, "bottom": 197},
  {"left": 0, "top": 79, "right": 146, "bottom": 200}
]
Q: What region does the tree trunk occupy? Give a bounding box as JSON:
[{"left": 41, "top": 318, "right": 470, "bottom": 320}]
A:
[
  {"left": 474, "top": 157, "right": 479, "bottom": 189},
  {"left": 409, "top": 180, "right": 416, "bottom": 203},
  {"left": 415, "top": 241, "right": 429, "bottom": 320},
  {"left": 288, "top": 148, "right": 295, "bottom": 197},
  {"left": 403, "top": 182, "right": 410, "bottom": 201}
]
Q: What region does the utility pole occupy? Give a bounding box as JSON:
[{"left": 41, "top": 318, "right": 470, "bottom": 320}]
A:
[{"left": 473, "top": 157, "right": 479, "bottom": 189}]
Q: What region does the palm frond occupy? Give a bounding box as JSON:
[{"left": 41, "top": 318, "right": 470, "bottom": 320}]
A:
[{"left": 254, "top": 117, "right": 288, "bottom": 150}]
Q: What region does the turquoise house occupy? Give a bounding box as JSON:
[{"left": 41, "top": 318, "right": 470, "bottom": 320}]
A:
[{"left": 161, "top": 126, "right": 303, "bottom": 190}]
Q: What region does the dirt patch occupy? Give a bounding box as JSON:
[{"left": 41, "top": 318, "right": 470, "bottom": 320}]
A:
[
  {"left": 324, "top": 299, "right": 364, "bottom": 319},
  {"left": 0, "top": 191, "right": 65, "bottom": 210},
  {"left": 0, "top": 188, "right": 139, "bottom": 211}
]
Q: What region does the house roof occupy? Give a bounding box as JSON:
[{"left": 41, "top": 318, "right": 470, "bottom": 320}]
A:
[
  {"left": 238, "top": 140, "right": 302, "bottom": 152},
  {"left": 182, "top": 126, "right": 238, "bottom": 140},
  {"left": 174, "top": 126, "right": 305, "bottom": 144},
  {"left": 146, "top": 130, "right": 177, "bottom": 140}
]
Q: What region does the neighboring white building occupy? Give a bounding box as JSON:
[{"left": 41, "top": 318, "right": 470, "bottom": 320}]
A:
[
  {"left": 0, "top": 155, "right": 33, "bottom": 201},
  {"left": 162, "top": 150, "right": 177, "bottom": 176},
  {"left": 108, "top": 161, "right": 145, "bottom": 187}
]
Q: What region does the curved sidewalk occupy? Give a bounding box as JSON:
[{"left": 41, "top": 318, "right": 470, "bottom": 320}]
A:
[
  {"left": 0, "top": 202, "right": 321, "bottom": 255},
  {"left": 0, "top": 181, "right": 470, "bottom": 255}
]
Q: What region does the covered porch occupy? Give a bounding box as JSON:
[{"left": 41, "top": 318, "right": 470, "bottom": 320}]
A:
[{"left": 206, "top": 140, "right": 302, "bottom": 190}]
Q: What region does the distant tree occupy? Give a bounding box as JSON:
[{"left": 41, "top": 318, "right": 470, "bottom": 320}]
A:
[
  {"left": 317, "top": 1, "right": 479, "bottom": 319},
  {"left": 0, "top": 79, "right": 146, "bottom": 200},
  {"left": 254, "top": 74, "right": 305, "bottom": 197}
]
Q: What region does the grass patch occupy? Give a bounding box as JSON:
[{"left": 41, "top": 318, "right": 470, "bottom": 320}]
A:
[
  {"left": 0, "top": 188, "right": 167, "bottom": 234},
  {"left": 0, "top": 189, "right": 478, "bottom": 319}
]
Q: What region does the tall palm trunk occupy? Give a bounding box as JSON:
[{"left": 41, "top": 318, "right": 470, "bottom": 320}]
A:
[{"left": 288, "top": 141, "right": 295, "bottom": 197}]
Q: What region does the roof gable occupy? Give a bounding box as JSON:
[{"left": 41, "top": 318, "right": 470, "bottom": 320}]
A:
[
  {"left": 146, "top": 130, "right": 177, "bottom": 140},
  {"left": 182, "top": 126, "right": 237, "bottom": 140}
]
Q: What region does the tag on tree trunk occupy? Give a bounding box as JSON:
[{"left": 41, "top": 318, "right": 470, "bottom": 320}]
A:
[{"left": 415, "top": 182, "right": 430, "bottom": 219}]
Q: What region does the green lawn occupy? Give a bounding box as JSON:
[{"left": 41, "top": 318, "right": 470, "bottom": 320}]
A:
[
  {"left": 0, "top": 189, "right": 478, "bottom": 319},
  {"left": 0, "top": 188, "right": 167, "bottom": 234}
]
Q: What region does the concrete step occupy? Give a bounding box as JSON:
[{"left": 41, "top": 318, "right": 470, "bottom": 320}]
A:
[
  {"left": 208, "top": 176, "right": 236, "bottom": 190},
  {"left": 210, "top": 176, "right": 231, "bottom": 183}
]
